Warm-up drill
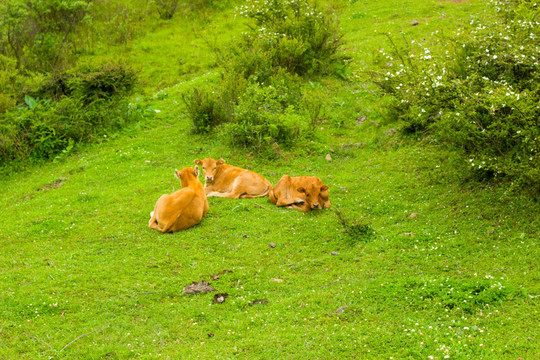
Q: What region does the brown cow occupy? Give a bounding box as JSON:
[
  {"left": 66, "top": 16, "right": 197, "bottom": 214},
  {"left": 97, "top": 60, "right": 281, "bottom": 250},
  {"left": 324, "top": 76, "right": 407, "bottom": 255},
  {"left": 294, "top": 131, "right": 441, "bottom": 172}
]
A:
[
  {"left": 148, "top": 166, "right": 209, "bottom": 232},
  {"left": 193, "top": 158, "right": 271, "bottom": 199},
  {"left": 269, "top": 175, "right": 330, "bottom": 212}
]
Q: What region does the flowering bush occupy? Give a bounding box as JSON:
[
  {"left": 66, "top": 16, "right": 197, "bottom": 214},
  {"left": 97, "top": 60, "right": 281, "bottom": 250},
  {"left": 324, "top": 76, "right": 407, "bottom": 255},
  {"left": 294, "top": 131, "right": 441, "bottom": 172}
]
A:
[
  {"left": 375, "top": 0, "right": 540, "bottom": 194},
  {"left": 233, "top": 0, "right": 347, "bottom": 80}
]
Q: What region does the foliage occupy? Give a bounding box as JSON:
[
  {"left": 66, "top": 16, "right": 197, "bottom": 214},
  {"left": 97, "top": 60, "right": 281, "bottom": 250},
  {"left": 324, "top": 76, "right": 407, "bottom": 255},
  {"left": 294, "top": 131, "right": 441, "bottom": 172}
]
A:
[
  {"left": 0, "top": 63, "right": 146, "bottom": 165},
  {"left": 0, "top": 96, "right": 154, "bottom": 164},
  {"left": 225, "top": 81, "right": 302, "bottom": 156},
  {"left": 153, "top": 0, "right": 180, "bottom": 19},
  {"left": 0, "top": 0, "right": 90, "bottom": 72},
  {"left": 182, "top": 88, "right": 228, "bottom": 133},
  {"left": 375, "top": 0, "right": 540, "bottom": 194},
  {"left": 183, "top": 0, "right": 345, "bottom": 155},
  {"left": 405, "top": 278, "right": 511, "bottom": 314},
  {"left": 233, "top": 0, "right": 347, "bottom": 80}
]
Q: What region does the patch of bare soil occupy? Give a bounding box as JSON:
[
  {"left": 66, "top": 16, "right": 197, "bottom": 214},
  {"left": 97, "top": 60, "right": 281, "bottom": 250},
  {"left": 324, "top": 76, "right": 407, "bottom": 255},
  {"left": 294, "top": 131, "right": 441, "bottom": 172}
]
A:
[{"left": 183, "top": 281, "right": 216, "bottom": 294}]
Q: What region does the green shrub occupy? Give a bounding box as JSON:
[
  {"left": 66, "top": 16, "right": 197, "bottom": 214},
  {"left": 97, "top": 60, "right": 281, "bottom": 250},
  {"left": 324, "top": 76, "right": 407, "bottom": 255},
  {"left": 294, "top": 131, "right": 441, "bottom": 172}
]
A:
[
  {"left": 225, "top": 82, "right": 301, "bottom": 155},
  {"left": 233, "top": 0, "right": 347, "bottom": 80},
  {"left": 182, "top": 88, "right": 228, "bottom": 134},
  {"left": 32, "top": 63, "right": 138, "bottom": 103},
  {"left": 0, "top": 0, "right": 90, "bottom": 72},
  {"left": 0, "top": 62, "right": 150, "bottom": 166},
  {"left": 375, "top": 0, "right": 540, "bottom": 194}
]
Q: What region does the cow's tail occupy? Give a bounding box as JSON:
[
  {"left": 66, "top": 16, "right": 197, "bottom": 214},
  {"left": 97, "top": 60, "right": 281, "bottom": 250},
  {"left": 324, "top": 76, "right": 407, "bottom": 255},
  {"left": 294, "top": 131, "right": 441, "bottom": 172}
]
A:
[{"left": 260, "top": 184, "right": 271, "bottom": 198}]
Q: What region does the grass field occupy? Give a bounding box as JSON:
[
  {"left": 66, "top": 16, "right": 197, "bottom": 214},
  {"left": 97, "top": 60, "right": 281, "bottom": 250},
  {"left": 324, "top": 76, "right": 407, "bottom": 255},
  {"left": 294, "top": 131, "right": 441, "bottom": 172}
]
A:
[{"left": 1, "top": 0, "right": 539, "bottom": 359}]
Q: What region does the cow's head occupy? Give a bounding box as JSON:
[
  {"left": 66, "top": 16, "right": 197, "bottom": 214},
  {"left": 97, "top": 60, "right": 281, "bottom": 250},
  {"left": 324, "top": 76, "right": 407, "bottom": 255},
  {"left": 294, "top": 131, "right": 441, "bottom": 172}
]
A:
[
  {"left": 175, "top": 166, "right": 199, "bottom": 187},
  {"left": 297, "top": 178, "right": 330, "bottom": 211},
  {"left": 194, "top": 158, "right": 225, "bottom": 184}
]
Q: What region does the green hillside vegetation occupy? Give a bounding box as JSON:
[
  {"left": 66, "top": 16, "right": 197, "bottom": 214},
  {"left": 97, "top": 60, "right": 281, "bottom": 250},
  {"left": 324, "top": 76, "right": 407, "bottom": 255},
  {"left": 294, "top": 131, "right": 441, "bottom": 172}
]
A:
[{"left": 1, "top": 0, "right": 539, "bottom": 358}]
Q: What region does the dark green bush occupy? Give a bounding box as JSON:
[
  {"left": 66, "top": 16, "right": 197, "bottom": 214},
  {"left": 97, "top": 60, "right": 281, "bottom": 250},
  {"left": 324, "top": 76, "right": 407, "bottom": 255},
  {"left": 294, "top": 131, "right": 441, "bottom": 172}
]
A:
[
  {"left": 153, "top": 0, "right": 180, "bottom": 19},
  {"left": 182, "top": 88, "right": 228, "bottom": 134},
  {"left": 233, "top": 0, "right": 347, "bottom": 80},
  {"left": 0, "top": 0, "right": 90, "bottom": 72},
  {"left": 0, "top": 62, "right": 151, "bottom": 166},
  {"left": 225, "top": 82, "right": 301, "bottom": 155},
  {"left": 32, "top": 63, "right": 138, "bottom": 103},
  {"left": 375, "top": 0, "right": 540, "bottom": 194},
  {"left": 0, "top": 96, "right": 154, "bottom": 164}
]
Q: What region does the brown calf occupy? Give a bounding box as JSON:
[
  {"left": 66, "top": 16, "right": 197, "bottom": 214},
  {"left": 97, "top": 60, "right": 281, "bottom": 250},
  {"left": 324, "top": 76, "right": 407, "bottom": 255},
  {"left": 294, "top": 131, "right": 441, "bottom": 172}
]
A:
[
  {"left": 148, "top": 167, "right": 209, "bottom": 232},
  {"left": 269, "top": 175, "right": 330, "bottom": 212},
  {"left": 193, "top": 158, "right": 271, "bottom": 199}
]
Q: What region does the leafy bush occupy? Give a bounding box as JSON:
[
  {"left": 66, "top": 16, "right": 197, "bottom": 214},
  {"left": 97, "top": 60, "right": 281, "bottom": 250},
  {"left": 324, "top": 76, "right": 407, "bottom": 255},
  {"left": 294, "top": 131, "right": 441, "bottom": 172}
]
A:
[
  {"left": 32, "top": 63, "right": 138, "bottom": 103},
  {"left": 0, "top": 62, "right": 150, "bottom": 166},
  {"left": 225, "top": 81, "right": 301, "bottom": 155},
  {"left": 0, "top": 0, "right": 90, "bottom": 72},
  {"left": 232, "top": 0, "right": 347, "bottom": 80},
  {"left": 182, "top": 88, "right": 228, "bottom": 134},
  {"left": 0, "top": 96, "right": 154, "bottom": 165},
  {"left": 182, "top": 0, "right": 346, "bottom": 155},
  {"left": 153, "top": 0, "right": 180, "bottom": 19},
  {"left": 375, "top": 0, "right": 540, "bottom": 194}
]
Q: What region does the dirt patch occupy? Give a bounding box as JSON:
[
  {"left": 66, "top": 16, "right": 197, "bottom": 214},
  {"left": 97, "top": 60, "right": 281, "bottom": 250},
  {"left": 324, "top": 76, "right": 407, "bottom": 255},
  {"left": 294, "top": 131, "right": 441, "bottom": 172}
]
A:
[
  {"left": 39, "top": 178, "right": 66, "bottom": 191},
  {"left": 183, "top": 281, "right": 216, "bottom": 294}
]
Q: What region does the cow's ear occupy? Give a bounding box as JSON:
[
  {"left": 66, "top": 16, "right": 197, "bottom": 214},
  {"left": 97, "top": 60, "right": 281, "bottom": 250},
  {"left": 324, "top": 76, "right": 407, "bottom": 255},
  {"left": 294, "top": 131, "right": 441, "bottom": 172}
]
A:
[
  {"left": 194, "top": 159, "right": 202, "bottom": 165},
  {"left": 297, "top": 187, "right": 306, "bottom": 193},
  {"left": 217, "top": 158, "right": 225, "bottom": 165},
  {"left": 193, "top": 166, "right": 199, "bottom": 177},
  {"left": 175, "top": 169, "right": 182, "bottom": 179},
  {"left": 321, "top": 185, "right": 329, "bottom": 192}
]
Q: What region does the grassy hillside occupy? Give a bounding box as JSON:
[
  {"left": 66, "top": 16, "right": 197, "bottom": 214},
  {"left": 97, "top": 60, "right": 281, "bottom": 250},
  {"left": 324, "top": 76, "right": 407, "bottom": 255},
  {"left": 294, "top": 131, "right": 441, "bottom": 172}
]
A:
[{"left": 1, "top": 0, "right": 539, "bottom": 359}]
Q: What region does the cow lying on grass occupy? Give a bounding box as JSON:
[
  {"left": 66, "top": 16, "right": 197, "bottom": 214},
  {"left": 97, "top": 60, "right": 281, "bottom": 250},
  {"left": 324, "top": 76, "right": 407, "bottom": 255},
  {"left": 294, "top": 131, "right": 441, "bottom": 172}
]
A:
[
  {"left": 194, "top": 158, "right": 271, "bottom": 199},
  {"left": 269, "top": 175, "right": 330, "bottom": 212},
  {"left": 148, "top": 167, "right": 209, "bottom": 232}
]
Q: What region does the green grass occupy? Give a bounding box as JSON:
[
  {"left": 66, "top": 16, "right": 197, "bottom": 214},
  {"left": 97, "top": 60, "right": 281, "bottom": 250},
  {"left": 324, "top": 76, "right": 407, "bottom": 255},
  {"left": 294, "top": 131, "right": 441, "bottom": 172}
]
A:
[{"left": 1, "top": 0, "right": 539, "bottom": 359}]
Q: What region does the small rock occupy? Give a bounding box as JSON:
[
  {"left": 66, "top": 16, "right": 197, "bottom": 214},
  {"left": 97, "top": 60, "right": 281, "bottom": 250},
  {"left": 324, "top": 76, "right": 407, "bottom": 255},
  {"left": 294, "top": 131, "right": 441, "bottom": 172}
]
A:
[
  {"left": 207, "top": 333, "right": 215, "bottom": 338},
  {"left": 269, "top": 242, "right": 276, "bottom": 248},
  {"left": 409, "top": 212, "right": 419, "bottom": 218},
  {"left": 269, "top": 278, "right": 283, "bottom": 283},
  {"left": 385, "top": 128, "right": 396, "bottom": 136},
  {"left": 212, "top": 293, "right": 229, "bottom": 304},
  {"left": 331, "top": 251, "right": 339, "bottom": 256},
  {"left": 334, "top": 306, "right": 346, "bottom": 314},
  {"left": 411, "top": 20, "right": 419, "bottom": 26},
  {"left": 183, "top": 281, "right": 216, "bottom": 295},
  {"left": 325, "top": 154, "right": 333, "bottom": 162},
  {"left": 356, "top": 116, "right": 367, "bottom": 125}
]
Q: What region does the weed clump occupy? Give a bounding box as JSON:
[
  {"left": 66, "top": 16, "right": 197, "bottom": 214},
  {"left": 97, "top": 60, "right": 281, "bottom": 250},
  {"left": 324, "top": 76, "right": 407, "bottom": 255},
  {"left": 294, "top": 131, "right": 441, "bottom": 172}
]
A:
[{"left": 335, "top": 208, "right": 376, "bottom": 243}]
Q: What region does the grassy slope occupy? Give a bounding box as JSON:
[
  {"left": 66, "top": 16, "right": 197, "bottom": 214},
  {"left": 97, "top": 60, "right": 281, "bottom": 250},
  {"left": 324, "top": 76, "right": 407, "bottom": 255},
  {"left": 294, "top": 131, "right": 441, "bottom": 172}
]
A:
[{"left": 1, "top": 0, "right": 539, "bottom": 359}]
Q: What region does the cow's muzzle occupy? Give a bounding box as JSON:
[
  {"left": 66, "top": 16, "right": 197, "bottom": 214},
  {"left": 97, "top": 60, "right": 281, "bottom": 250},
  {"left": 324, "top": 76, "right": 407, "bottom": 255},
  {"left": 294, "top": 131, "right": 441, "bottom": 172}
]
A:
[{"left": 312, "top": 203, "right": 320, "bottom": 209}]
